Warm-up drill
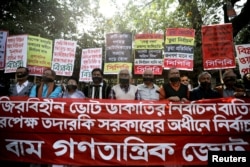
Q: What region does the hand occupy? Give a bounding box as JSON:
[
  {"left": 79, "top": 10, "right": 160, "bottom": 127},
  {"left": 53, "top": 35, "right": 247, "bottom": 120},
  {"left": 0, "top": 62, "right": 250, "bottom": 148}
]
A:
[
  {"left": 234, "top": 92, "right": 246, "bottom": 97},
  {"left": 181, "top": 98, "right": 189, "bottom": 102},
  {"left": 168, "top": 96, "right": 181, "bottom": 102}
]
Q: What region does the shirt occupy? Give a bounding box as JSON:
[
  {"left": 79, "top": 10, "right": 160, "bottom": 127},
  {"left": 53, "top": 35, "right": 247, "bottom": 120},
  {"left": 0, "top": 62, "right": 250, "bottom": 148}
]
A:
[
  {"left": 223, "top": 88, "right": 235, "bottom": 97},
  {"left": 109, "top": 84, "right": 138, "bottom": 100},
  {"left": 137, "top": 83, "right": 159, "bottom": 100},
  {"left": 29, "top": 84, "right": 62, "bottom": 98},
  {"left": 62, "top": 89, "right": 85, "bottom": 98},
  {"left": 16, "top": 80, "right": 29, "bottom": 93}
]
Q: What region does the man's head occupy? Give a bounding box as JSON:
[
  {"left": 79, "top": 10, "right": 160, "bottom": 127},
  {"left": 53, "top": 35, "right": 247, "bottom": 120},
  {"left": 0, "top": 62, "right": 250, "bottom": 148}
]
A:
[
  {"left": 168, "top": 68, "right": 180, "bottom": 83},
  {"left": 198, "top": 71, "right": 212, "bottom": 89},
  {"left": 222, "top": 70, "right": 237, "bottom": 88},
  {"left": 118, "top": 69, "right": 131, "bottom": 86},
  {"left": 42, "top": 69, "right": 56, "bottom": 83},
  {"left": 66, "top": 76, "right": 78, "bottom": 91},
  {"left": 16, "top": 67, "right": 29, "bottom": 82},
  {"left": 92, "top": 68, "right": 103, "bottom": 85},
  {"left": 180, "top": 75, "right": 190, "bottom": 86},
  {"left": 142, "top": 69, "right": 154, "bottom": 85}
]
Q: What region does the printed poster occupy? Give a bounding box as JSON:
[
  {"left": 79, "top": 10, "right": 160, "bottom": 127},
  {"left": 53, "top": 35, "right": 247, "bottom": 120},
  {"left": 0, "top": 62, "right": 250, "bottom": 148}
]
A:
[
  {"left": 27, "top": 35, "right": 53, "bottom": 75},
  {"left": 134, "top": 33, "right": 163, "bottom": 75},
  {"left": 202, "top": 23, "right": 236, "bottom": 70},
  {"left": 104, "top": 33, "right": 133, "bottom": 74},
  {"left": 51, "top": 39, "right": 77, "bottom": 76},
  {"left": 164, "top": 28, "right": 195, "bottom": 70},
  {"left": 79, "top": 48, "right": 102, "bottom": 82},
  {"left": 235, "top": 44, "right": 250, "bottom": 77},
  {"left": 5, "top": 35, "right": 28, "bottom": 73}
]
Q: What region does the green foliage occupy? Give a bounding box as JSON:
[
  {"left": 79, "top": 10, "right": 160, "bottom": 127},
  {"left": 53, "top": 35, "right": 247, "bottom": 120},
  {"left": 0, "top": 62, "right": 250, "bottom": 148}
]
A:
[
  {"left": 0, "top": 0, "right": 249, "bottom": 80},
  {"left": 1, "top": 0, "right": 70, "bottom": 39},
  {"left": 234, "top": 26, "right": 250, "bottom": 44}
]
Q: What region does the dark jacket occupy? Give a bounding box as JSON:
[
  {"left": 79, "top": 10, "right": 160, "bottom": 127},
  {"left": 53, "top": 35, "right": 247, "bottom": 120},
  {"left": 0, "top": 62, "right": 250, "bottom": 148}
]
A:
[
  {"left": 84, "top": 80, "right": 111, "bottom": 99},
  {"left": 190, "top": 86, "right": 221, "bottom": 101}
]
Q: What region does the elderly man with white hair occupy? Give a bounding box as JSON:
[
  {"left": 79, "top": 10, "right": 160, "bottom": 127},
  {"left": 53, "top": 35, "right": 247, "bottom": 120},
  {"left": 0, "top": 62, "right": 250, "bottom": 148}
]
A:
[{"left": 109, "top": 68, "right": 138, "bottom": 100}]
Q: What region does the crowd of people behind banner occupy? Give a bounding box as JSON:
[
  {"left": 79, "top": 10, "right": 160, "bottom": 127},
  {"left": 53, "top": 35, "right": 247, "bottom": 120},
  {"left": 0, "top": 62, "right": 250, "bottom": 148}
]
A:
[
  {"left": 0, "top": 67, "right": 250, "bottom": 167},
  {"left": 0, "top": 66, "right": 250, "bottom": 101},
  {"left": 0, "top": 67, "right": 250, "bottom": 102}
]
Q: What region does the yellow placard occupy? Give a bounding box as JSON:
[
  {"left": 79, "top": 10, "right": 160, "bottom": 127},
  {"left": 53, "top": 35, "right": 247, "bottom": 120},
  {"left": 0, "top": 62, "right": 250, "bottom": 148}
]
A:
[
  {"left": 134, "top": 39, "right": 163, "bottom": 49},
  {"left": 165, "top": 36, "right": 194, "bottom": 45},
  {"left": 104, "top": 62, "right": 132, "bottom": 74},
  {"left": 27, "top": 35, "right": 53, "bottom": 67}
]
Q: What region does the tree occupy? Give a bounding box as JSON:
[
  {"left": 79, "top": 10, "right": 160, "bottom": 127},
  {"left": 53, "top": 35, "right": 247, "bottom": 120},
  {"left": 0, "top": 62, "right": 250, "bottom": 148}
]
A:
[
  {"left": 1, "top": 0, "right": 249, "bottom": 81},
  {"left": 0, "top": 0, "right": 108, "bottom": 79},
  {"left": 223, "top": 0, "right": 250, "bottom": 38},
  {"left": 0, "top": 0, "right": 73, "bottom": 39}
]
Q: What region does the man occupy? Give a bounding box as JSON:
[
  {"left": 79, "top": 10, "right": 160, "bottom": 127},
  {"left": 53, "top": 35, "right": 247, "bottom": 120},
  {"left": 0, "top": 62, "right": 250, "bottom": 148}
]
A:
[
  {"left": 84, "top": 68, "right": 111, "bottom": 99},
  {"left": 62, "top": 76, "right": 85, "bottom": 98},
  {"left": 109, "top": 68, "right": 138, "bottom": 100},
  {"left": 190, "top": 71, "right": 221, "bottom": 101},
  {"left": 159, "top": 68, "right": 189, "bottom": 102},
  {"left": 215, "top": 70, "right": 245, "bottom": 97},
  {"left": 137, "top": 69, "right": 159, "bottom": 100},
  {"left": 29, "top": 68, "right": 62, "bottom": 98},
  {"left": 9, "top": 66, "right": 34, "bottom": 96},
  {"left": 180, "top": 74, "right": 192, "bottom": 91}
]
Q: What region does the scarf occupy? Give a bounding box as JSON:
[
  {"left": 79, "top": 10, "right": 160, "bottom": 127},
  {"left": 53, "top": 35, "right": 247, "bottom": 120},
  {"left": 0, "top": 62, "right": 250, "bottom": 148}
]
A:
[
  {"left": 37, "top": 82, "right": 55, "bottom": 98},
  {"left": 91, "top": 85, "right": 102, "bottom": 99}
]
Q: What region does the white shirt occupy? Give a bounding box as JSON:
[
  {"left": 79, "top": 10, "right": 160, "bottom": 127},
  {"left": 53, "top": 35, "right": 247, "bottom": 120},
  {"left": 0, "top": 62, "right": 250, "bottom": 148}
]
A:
[
  {"left": 91, "top": 82, "right": 104, "bottom": 99},
  {"left": 16, "top": 80, "right": 29, "bottom": 93},
  {"left": 137, "top": 83, "right": 160, "bottom": 100}
]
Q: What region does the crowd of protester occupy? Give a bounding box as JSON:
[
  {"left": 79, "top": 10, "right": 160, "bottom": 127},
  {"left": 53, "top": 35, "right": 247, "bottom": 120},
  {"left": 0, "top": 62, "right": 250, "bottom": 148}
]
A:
[
  {"left": 1, "top": 67, "right": 250, "bottom": 100},
  {"left": 1, "top": 67, "right": 249, "bottom": 167}
]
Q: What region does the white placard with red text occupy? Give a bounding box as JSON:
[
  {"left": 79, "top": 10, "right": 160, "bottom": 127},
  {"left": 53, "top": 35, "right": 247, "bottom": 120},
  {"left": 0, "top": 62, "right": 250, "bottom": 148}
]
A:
[
  {"left": 235, "top": 44, "right": 250, "bottom": 77},
  {"left": 5, "top": 35, "right": 28, "bottom": 73},
  {"left": 79, "top": 48, "right": 102, "bottom": 82},
  {"left": 51, "top": 39, "right": 77, "bottom": 76}
]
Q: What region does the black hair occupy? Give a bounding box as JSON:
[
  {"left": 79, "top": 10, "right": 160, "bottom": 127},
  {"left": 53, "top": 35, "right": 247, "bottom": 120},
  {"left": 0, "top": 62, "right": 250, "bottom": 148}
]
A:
[
  {"left": 43, "top": 68, "right": 56, "bottom": 78},
  {"left": 17, "top": 66, "right": 29, "bottom": 74},
  {"left": 91, "top": 68, "right": 103, "bottom": 76},
  {"left": 68, "top": 76, "right": 79, "bottom": 84}
]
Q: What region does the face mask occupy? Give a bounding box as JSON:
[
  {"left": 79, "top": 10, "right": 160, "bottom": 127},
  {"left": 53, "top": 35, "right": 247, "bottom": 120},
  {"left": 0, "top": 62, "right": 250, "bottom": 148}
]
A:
[
  {"left": 200, "top": 82, "right": 211, "bottom": 89},
  {"left": 119, "top": 78, "right": 129, "bottom": 85},
  {"left": 92, "top": 77, "right": 102, "bottom": 83},
  {"left": 66, "top": 85, "right": 77, "bottom": 91},
  {"left": 16, "top": 73, "right": 28, "bottom": 78},
  {"left": 42, "top": 76, "right": 54, "bottom": 82},
  {"left": 169, "top": 77, "right": 180, "bottom": 83},
  {"left": 224, "top": 78, "right": 236, "bottom": 87},
  {"left": 143, "top": 78, "right": 154, "bottom": 82}
]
